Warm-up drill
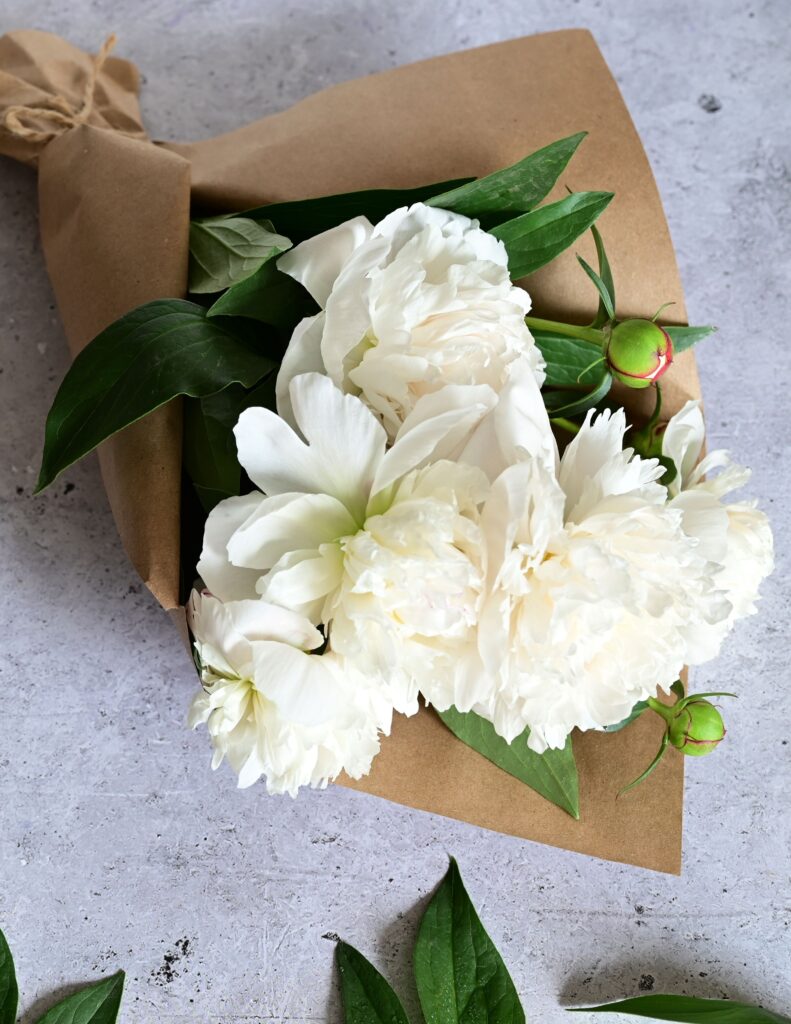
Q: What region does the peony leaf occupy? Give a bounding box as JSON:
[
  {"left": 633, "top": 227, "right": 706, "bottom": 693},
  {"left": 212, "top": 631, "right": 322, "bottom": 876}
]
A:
[
  {"left": 532, "top": 331, "right": 607, "bottom": 389},
  {"left": 569, "top": 994, "right": 791, "bottom": 1022},
  {"left": 183, "top": 373, "right": 277, "bottom": 512},
  {"left": 577, "top": 253, "right": 615, "bottom": 321},
  {"left": 207, "top": 260, "right": 316, "bottom": 329},
  {"left": 662, "top": 325, "right": 718, "bottom": 353},
  {"left": 242, "top": 179, "right": 472, "bottom": 243},
  {"left": 0, "top": 928, "right": 18, "bottom": 1024},
  {"left": 37, "top": 300, "right": 275, "bottom": 492},
  {"left": 491, "top": 190, "right": 614, "bottom": 279},
  {"left": 414, "top": 859, "right": 525, "bottom": 1024},
  {"left": 426, "top": 132, "right": 587, "bottom": 223},
  {"left": 336, "top": 942, "right": 409, "bottom": 1024},
  {"left": 34, "top": 971, "right": 125, "bottom": 1024},
  {"left": 437, "top": 707, "right": 579, "bottom": 819},
  {"left": 189, "top": 216, "right": 291, "bottom": 293},
  {"left": 542, "top": 369, "right": 613, "bottom": 418},
  {"left": 590, "top": 224, "right": 616, "bottom": 328}
]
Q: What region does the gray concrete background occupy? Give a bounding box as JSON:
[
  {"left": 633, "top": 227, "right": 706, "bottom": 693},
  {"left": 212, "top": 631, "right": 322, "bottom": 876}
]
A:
[{"left": 1, "top": 0, "right": 789, "bottom": 1021}]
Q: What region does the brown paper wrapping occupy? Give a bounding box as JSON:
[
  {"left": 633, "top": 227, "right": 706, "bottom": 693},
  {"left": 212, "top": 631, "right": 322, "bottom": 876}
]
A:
[{"left": 1, "top": 28, "right": 701, "bottom": 872}]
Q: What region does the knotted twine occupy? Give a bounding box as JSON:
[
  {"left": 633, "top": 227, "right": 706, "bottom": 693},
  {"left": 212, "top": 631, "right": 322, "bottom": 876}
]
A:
[{"left": 3, "top": 33, "right": 118, "bottom": 144}]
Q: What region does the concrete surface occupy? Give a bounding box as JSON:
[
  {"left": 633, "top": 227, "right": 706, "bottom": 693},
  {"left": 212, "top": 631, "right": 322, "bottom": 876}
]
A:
[{"left": 1, "top": 1, "right": 789, "bottom": 1021}]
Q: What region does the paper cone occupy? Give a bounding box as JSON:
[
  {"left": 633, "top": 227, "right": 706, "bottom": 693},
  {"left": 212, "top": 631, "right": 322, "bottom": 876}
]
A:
[{"left": 1, "top": 27, "right": 699, "bottom": 872}]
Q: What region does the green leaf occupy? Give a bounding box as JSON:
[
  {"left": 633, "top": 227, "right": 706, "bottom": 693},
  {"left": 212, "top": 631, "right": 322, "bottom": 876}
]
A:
[
  {"left": 336, "top": 942, "right": 409, "bottom": 1024},
  {"left": 590, "top": 224, "right": 615, "bottom": 328},
  {"left": 37, "top": 299, "right": 275, "bottom": 492},
  {"left": 490, "top": 191, "right": 614, "bottom": 279},
  {"left": 570, "top": 994, "right": 791, "bottom": 1023},
  {"left": 542, "top": 369, "right": 613, "bottom": 417},
  {"left": 189, "top": 217, "right": 291, "bottom": 294},
  {"left": 603, "top": 700, "right": 649, "bottom": 733},
  {"left": 35, "top": 971, "right": 125, "bottom": 1024},
  {"left": 207, "top": 260, "right": 317, "bottom": 330},
  {"left": 426, "top": 132, "right": 587, "bottom": 223},
  {"left": 414, "top": 859, "right": 525, "bottom": 1024},
  {"left": 437, "top": 707, "right": 579, "bottom": 819},
  {"left": 183, "top": 373, "right": 277, "bottom": 512},
  {"left": 242, "top": 179, "right": 472, "bottom": 242},
  {"left": 663, "top": 325, "right": 718, "bottom": 353},
  {"left": 533, "top": 331, "right": 607, "bottom": 388},
  {"left": 577, "top": 254, "right": 615, "bottom": 321},
  {"left": 0, "top": 928, "right": 18, "bottom": 1024}
]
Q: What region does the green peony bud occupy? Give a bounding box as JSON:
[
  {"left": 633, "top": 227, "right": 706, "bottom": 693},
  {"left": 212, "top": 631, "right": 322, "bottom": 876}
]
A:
[
  {"left": 666, "top": 699, "right": 726, "bottom": 756},
  {"left": 606, "top": 318, "right": 673, "bottom": 388}
]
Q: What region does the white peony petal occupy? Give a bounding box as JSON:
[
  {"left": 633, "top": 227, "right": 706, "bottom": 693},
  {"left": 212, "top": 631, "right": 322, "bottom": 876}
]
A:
[
  {"left": 370, "top": 384, "right": 497, "bottom": 499},
  {"left": 197, "top": 492, "right": 266, "bottom": 601},
  {"left": 277, "top": 216, "right": 374, "bottom": 306},
  {"left": 276, "top": 312, "right": 328, "bottom": 429},
  {"left": 661, "top": 399, "right": 705, "bottom": 492},
  {"left": 227, "top": 491, "right": 357, "bottom": 570},
  {"left": 250, "top": 640, "right": 339, "bottom": 727},
  {"left": 235, "top": 374, "right": 386, "bottom": 523}
]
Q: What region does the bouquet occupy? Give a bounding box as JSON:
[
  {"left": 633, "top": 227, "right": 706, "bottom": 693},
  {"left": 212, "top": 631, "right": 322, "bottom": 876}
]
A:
[{"left": 1, "top": 28, "right": 773, "bottom": 870}]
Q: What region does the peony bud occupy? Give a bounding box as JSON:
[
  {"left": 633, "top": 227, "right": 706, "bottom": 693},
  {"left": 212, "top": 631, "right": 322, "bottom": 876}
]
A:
[
  {"left": 667, "top": 699, "right": 726, "bottom": 756},
  {"left": 606, "top": 318, "right": 673, "bottom": 389}
]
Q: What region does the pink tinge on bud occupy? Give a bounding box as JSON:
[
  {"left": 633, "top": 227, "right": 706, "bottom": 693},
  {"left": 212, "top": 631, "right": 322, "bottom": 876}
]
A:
[{"left": 606, "top": 319, "right": 674, "bottom": 389}]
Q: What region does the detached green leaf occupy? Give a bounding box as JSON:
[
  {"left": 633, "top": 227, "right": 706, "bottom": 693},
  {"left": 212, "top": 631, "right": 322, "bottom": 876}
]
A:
[
  {"left": 438, "top": 707, "right": 579, "bottom": 818},
  {"left": 184, "top": 373, "right": 277, "bottom": 512},
  {"left": 570, "top": 994, "right": 791, "bottom": 1023},
  {"left": 37, "top": 300, "right": 275, "bottom": 492},
  {"left": 590, "top": 224, "right": 615, "bottom": 328},
  {"left": 0, "top": 928, "right": 18, "bottom": 1024},
  {"left": 533, "top": 331, "right": 606, "bottom": 389},
  {"left": 491, "top": 190, "right": 614, "bottom": 279},
  {"left": 35, "top": 971, "right": 125, "bottom": 1024},
  {"left": 543, "top": 369, "right": 613, "bottom": 417},
  {"left": 242, "top": 179, "right": 472, "bottom": 242},
  {"left": 189, "top": 216, "right": 291, "bottom": 294},
  {"left": 577, "top": 254, "right": 615, "bottom": 321},
  {"left": 663, "top": 325, "right": 718, "bottom": 353},
  {"left": 427, "top": 132, "right": 587, "bottom": 223},
  {"left": 414, "top": 859, "right": 525, "bottom": 1024},
  {"left": 337, "top": 942, "right": 409, "bottom": 1024}
]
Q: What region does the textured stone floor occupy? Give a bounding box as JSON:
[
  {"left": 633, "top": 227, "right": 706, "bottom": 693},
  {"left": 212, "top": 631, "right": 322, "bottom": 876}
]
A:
[{"left": 0, "top": 1, "right": 789, "bottom": 1021}]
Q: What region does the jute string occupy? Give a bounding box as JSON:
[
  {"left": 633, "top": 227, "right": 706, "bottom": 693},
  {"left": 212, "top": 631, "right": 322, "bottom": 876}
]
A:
[{"left": 3, "top": 33, "right": 117, "bottom": 143}]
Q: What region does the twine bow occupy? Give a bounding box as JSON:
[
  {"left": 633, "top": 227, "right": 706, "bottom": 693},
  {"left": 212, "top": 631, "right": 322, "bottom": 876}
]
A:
[{"left": 3, "top": 33, "right": 117, "bottom": 143}]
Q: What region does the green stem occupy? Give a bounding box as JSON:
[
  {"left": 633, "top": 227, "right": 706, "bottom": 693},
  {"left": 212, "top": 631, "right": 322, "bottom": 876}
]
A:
[
  {"left": 525, "top": 316, "right": 606, "bottom": 347},
  {"left": 646, "top": 696, "right": 676, "bottom": 724},
  {"left": 550, "top": 417, "right": 581, "bottom": 435}
]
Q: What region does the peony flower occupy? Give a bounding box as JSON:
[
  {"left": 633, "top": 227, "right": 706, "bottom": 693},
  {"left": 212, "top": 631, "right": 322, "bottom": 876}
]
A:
[
  {"left": 275, "top": 202, "right": 544, "bottom": 437},
  {"left": 661, "top": 399, "right": 773, "bottom": 657},
  {"left": 197, "top": 372, "right": 495, "bottom": 716},
  {"left": 187, "top": 590, "right": 390, "bottom": 794},
  {"left": 472, "top": 395, "right": 735, "bottom": 753}
]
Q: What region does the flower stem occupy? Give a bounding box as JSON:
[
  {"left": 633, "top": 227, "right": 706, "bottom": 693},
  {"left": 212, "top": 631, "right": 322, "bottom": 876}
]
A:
[
  {"left": 646, "top": 696, "right": 676, "bottom": 724},
  {"left": 525, "top": 316, "right": 606, "bottom": 347},
  {"left": 550, "top": 417, "right": 581, "bottom": 435}
]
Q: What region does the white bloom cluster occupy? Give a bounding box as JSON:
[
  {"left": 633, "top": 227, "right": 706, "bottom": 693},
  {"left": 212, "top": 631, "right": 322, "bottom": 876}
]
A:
[{"left": 188, "top": 203, "right": 773, "bottom": 791}]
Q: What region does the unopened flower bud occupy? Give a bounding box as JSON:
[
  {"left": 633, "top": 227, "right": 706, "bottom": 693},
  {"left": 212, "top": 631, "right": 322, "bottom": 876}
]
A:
[
  {"left": 606, "top": 319, "right": 673, "bottom": 389},
  {"left": 667, "top": 699, "right": 725, "bottom": 756}
]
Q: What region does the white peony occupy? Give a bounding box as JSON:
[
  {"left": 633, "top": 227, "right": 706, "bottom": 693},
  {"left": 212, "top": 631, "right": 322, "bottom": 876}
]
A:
[
  {"left": 662, "top": 400, "right": 773, "bottom": 657},
  {"left": 187, "top": 590, "right": 389, "bottom": 794},
  {"left": 471, "top": 392, "right": 735, "bottom": 754},
  {"left": 275, "top": 202, "right": 544, "bottom": 438},
  {"left": 197, "top": 372, "right": 495, "bottom": 717}
]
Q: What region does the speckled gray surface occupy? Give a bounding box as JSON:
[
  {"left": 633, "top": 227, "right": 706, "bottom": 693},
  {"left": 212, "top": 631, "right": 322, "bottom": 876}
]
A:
[{"left": 1, "top": 1, "right": 789, "bottom": 1021}]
